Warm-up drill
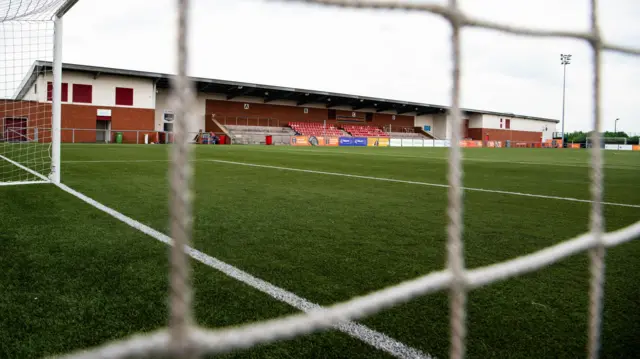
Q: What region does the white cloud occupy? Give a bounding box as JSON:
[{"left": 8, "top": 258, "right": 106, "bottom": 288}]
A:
[{"left": 30, "top": 0, "right": 640, "bottom": 132}]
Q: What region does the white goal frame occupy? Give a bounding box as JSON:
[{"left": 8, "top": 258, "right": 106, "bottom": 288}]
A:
[{"left": 0, "top": 0, "right": 78, "bottom": 186}]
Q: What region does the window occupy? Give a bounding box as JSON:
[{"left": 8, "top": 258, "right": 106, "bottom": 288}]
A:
[
  {"left": 115, "top": 87, "right": 134, "bottom": 106},
  {"left": 72, "top": 84, "right": 92, "bottom": 103},
  {"left": 47, "top": 82, "right": 69, "bottom": 102},
  {"left": 505, "top": 119, "right": 511, "bottom": 129}
]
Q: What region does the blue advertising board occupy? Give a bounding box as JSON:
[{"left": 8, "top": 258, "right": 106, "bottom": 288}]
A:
[
  {"left": 339, "top": 137, "right": 354, "bottom": 146},
  {"left": 353, "top": 137, "right": 367, "bottom": 147}
]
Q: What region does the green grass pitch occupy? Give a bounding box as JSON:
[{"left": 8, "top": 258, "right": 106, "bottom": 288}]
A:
[{"left": 1, "top": 145, "right": 639, "bottom": 358}]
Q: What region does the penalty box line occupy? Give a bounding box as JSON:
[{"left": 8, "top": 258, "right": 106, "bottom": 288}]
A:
[{"left": 53, "top": 182, "right": 432, "bottom": 359}]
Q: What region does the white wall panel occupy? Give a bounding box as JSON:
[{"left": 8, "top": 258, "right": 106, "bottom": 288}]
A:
[{"left": 38, "top": 70, "right": 155, "bottom": 108}]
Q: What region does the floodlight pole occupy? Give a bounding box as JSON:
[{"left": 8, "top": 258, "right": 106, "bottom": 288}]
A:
[
  {"left": 560, "top": 54, "right": 571, "bottom": 148},
  {"left": 51, "top": 15, "right": 63, "bottom": 184},
  {"left": 614, "top": 118, "right": 619, "bottom": 134}
]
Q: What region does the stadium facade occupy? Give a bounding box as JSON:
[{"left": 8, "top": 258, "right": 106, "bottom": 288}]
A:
[{"left": 6, "top": 61, "right": 559, "bottom": 145}]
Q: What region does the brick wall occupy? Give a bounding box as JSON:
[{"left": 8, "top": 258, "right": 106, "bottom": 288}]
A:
[
  {"left": 205, "top": 99, "right": 415, "bottom": 132},
  {"left": 0, "top": 100, "right": 52, "bottom": 143},
  {"left": 206, "top": 99, "right": 326, "bottom": 128},
  {"left": 467, "top": 128, "right": 542, "bottom": 142},
  {"left": 61, "top": 104, "right": 154, "bottom": 143}
]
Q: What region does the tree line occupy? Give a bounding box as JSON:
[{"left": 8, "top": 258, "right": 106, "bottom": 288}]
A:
[{"left": 564, "top": 131, "right": 640, "bottom": 144}]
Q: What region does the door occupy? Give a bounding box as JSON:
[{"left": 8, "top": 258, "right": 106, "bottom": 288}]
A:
[
  {"left": 163, "top": 123, "right": 174, "bottom": 144},
  {"left": 96, "top": 120, "right": 110, "bottom": 142},
  {"left": 463, "top": 119, "right": 469, "bottom": 138},
  {"left": 4, "top": 118, "right": 27, "bottom": 142}
]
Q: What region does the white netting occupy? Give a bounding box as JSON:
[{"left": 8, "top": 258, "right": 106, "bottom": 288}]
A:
[
  {"left": 0, "top": 0, "right": 67, "bottom": 184},
  {"left": 35, "top": 0, "right": 639, "bottom": 358}
]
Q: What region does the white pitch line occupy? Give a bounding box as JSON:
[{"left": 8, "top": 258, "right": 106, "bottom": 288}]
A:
[
  {"left": 60, "top": 158, "right": 640, "bottom": 208},
  {"left": 0, "top": 180, "right": 49, "bottom": 186},
  {"left": 0, "top": 154, "right": 51, "bottom": 182},
  {"left": 206, "top": 159, "right": 640, "bottom": 209},
  {"left": 54, "top": 182, "right": 431, "bottom": 359},
  {"left": 63, "top": 159, "right": 170, "bottom": 163},
  {"left": 277, "top": 147, "right": 640, "bottom": 170}
]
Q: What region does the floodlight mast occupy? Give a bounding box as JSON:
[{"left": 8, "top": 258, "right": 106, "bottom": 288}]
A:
[{"left": 560, "top": 54, "right": 571, "bottom": 147}]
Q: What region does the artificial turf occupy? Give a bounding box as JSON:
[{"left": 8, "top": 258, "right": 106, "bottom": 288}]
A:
[{"left": 1, "top": 144, "right": 639, "bottom": 359}]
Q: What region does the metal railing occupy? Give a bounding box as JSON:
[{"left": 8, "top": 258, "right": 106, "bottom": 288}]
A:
[
  {"left": 59, "top": 128, "right": 229, "bottom": 145},
  {"left": 230, "top": 133, "right": 292, "bottom": 145},
  {"left": 37, "top": 127, "right": 578, "bottom": 149},
  {"left": 216, "top": 115, "right": 280, "bottom": 128}
]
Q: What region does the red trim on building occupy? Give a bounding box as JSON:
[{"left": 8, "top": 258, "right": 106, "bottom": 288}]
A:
[
  {"left": 72, "top": 84, "right": 93, "bottom": 103},
  {"left": 47, "top": 82, "right": 69, "bottom": 102},
  {"left": 468, "top": 128, "right": 541, "bottom": 142},
  {"left": 115, "top": 87, "right": 134, "bottom": 106}
]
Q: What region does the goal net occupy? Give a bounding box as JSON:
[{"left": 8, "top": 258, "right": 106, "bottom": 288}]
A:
[
  {"left": 10, "top": 1, "right": 639, "bottom": 359},
  {"left": 586, "top": 136, "right": 630, "bottom": 148},
  {"left": 0, "top": 0, "right": 66, "bottom": 185}
]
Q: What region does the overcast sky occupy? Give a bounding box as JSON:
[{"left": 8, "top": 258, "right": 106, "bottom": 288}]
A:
[{"left": 16, "top": 0, "right": 640, "bottom": 132}]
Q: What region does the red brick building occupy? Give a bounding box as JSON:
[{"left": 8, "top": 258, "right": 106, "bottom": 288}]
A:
[{"left": 3, "top": 61, "right": 559, "bottom": 144}]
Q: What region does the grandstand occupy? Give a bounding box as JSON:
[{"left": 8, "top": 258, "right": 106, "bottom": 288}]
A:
[
  {"left": 225, "top": 125, "right": 295, "bottom": 145},
  {"left": 289, "top": 122, "right": 344, "bottom": 137},
  {"left": 342, "top": 125, "right": 390, "bottom": 137},
  {"left": 388, "top": 131, "right": 430, "bottom": 139},
  {"left": 3, "top": 61, "right": 563, "bottom": 147}
]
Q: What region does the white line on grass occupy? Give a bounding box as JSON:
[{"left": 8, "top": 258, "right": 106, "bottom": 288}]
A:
[
  {"left": 3, "top": 155, "right": 430, "bottom": 357},
  {"left": 63, "top": 159, "right": 170, "bottom": 163},
  {"left": 0, "top": 154, "right": 51, "bottom": 184},
  {"left": 52, "top": 182, "right": 431, "bottom": 359},
  {"left": 206, "top": 159, "right": 640, "bottom": 209},
  {"left": 279, "top": 147, "right": 640, "bottom": 170},
  {"left": 60, "top": 158, "right": 640, "bottom": 208},
  {"left": 0, "top": 180, "right": 49, "bottom": 186}
]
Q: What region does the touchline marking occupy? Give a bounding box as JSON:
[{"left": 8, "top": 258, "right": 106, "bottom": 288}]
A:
[
  {"left": 53, "top": 182, "right": 431, "bottom": 359},
  {"left": 63, "top": 159, "right": 171, "bottom": 163},
  {"left": 277, "top": 147, "right": 640, "bottom": 170},
  {"left": 60, "top": 158, "right": 639, "bottom": 208},
  {"left": 206, "top": 159, "right": 640, "bottom": 209}
]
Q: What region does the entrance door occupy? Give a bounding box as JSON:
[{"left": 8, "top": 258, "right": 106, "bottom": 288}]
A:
[
  {"left": 96, "top": 120, "right": 110, "bottom": 143},
  {"left": 163, "top": 123, "right": 174, "bottom": 144},
  {"left": 3, "top": 118, "right": 28, "bottom": 142}
]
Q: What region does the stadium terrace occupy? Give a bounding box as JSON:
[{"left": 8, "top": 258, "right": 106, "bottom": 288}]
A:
[{"left": 4, "top": 60, "right": 562, "bottom": 148}]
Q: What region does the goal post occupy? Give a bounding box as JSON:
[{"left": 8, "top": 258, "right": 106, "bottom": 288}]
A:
[
  {"left": 50, "top": 14, "right": 63, "bottom": 184},
  {"left": 0, "top": 0, "right": 77, "bottom": 186},
  {"left": 586, "top": 136, "right": 629, "bottom": 148}
]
